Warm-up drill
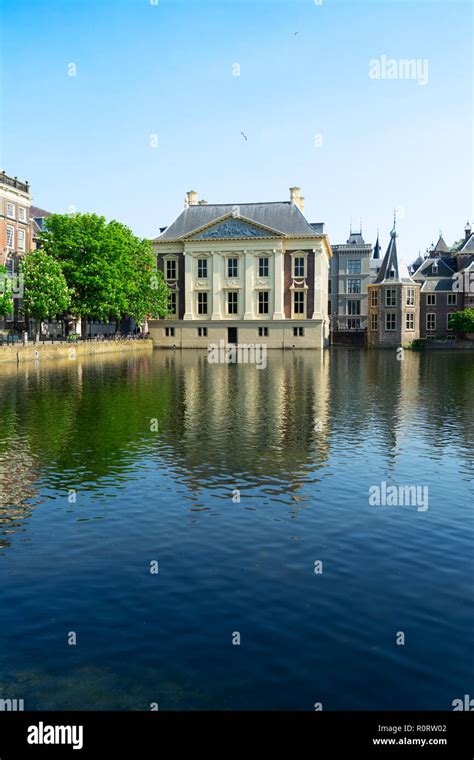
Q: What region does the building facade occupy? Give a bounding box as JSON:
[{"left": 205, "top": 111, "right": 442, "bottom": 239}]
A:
[
  {"left": 329, "top": 229, "right": 380, "bottom": 331},
  {"left": 367, "top": 225, "right": 420, "bottom": 347},
  {"left": 150, "top": 188, "right": 331, "bottom": 349},
  {"left": 0, "top": 171, "right": 33, "bottom": 332},
  {"left": 409, "top": 223, "right": 474, "bottom": 338}
]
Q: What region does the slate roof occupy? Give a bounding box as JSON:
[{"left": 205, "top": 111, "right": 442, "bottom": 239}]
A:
[
  {"left": 420, "top": 278, "right": 456, "bottom": 292},
  {"left": 372, "top": 235, "right": 381, "bottom": 259},
  {"left": 155, "top": 202, "right": 319, "bottom": 241},
  {"left": 433, "top": 235, "right": 449, "bottom": 253},
  {"left": 373, "top": 226, "right": 415, "bottom": 284},
  {"left": 458, "top": 233, "right": 474, "bottom": 252},
  {"left": 346, "top": 232, "right": 365, "bottom": 245},
  {"left": 30, "top": 205, "right": 52, "bottom": 219},
  {"left": 413, "top": 257, "right": 456, "bottom": 278}
]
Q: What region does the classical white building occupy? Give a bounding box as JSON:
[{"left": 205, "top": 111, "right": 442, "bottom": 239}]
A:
[{"left": 149, "top": 187, "right": 332, "bottom": 349}]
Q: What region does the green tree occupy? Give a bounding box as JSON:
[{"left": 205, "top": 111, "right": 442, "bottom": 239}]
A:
[
  {"left": 0, "top": 264, "right": 14, "bottom": 319},
  {"left": 122, "top": 237, "right": 170, "bottom": 323},
  {"left": 39, "top": 213, "right": 169, "bottom": 334},
  {"left": 448, "top": 309, "right": 474, "bottom": 336},
  {"left": 21, "top": 250, "right": 71, "bottom": 342},
  {"left": 450, "top": 238, "right": 465, "bottom": 253}
]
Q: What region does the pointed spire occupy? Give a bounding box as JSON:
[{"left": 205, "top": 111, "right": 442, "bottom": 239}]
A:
[
  {"left": 372, "top": 229, "right": 381, "bottom": 259},
  {"left": 373, "top": 219, "right": 401, "bottom": 283}
]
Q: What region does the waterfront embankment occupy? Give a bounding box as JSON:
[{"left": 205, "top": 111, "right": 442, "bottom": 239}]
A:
[{"left": 0, "top": 338, "right": 153, "bottom": 365}]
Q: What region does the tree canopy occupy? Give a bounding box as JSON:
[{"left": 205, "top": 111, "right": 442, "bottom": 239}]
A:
[
  {"left": 449, "top": 309, "right": 474, "bottom": 335},
  {"left": 21, "top": 250, "right": 71, "bottom": 324},
  {"left": 38, "top": 213, "right": 169, "bottom": 328},
  {"left": 0, "top": 265, "right": 14, "bottom": 318}
]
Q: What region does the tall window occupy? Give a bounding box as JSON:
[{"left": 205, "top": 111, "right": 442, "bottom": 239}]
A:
[
  {"left": 18, "top": 229, "right": 26, "bottom": 251},
  {"left": 370, "top": 290, "right": 378, "bottom": 307},
  {"left": 347, "top": 279, "right": 361, "bottom": 294},
  {"left": 168, "top": 292, "right": 177, "bottom": 315},
  {"left": 6, "top": 226, "right": 14, "bottom": 249},
  {"left": 227, "top": 258, "right": 238, "bottom": 277},
  {"left": 426, "top": 313, "right": 436, "bottom": 331},
  {"left": 370, "top": 313, "right": 378, "bottom": 331},
  {"left": 328, "top": 279, "right": 332, "bottom": 295},
  {"left": 259, "top": 257, "right": 269, "bottom": 277},
  {"left": 6, "top": 203, "right": 15, "bottom": 219},
  {"left": 18, "top": 207, "right": 26, "bottom": 222},
  {"left": 385, "top": 289, "right": 397, "bottom": 307},
  {"left": 447, "top": 313, "right": 455, "bottom": 330},
  {"left": 197, "top": 292, "right": 208, "bottom": 315},
  {"left": 447, "top": 293, "right": 457, "bottom": 306},
  {"left": 293, "top": 256, "right": 305, "bottom": 277},
  {"left": 406, "top": 313, "right": 414, "bottom": 330},
  {"left": 198, "top": 259, "right": 208, "bottom": 279},
  {"left": 385, "top": 313, "right": 396, "bottom": 331},
  {"left": 347, "top": 300, "right": 361, "bottom": 315},
  {"left": 227, "top": 291, "right": 238, "bottom": 314},
  {"left": 406, "top": 288, "right": 415, "bottom": 306},
  {"left": 166, "top": 259, "right": 177, "bottom": 280},
  {"left": 426, "top": 294, "right": 436, "bottom": 306},
  {"left": 258, "top": 291, "right": 269, "bottom": 314},
  {"left": 347, "top": 259, "right": 361, "bottom": 274},
  {"left": 293, "top": 291, "right": 305, "bottom": 315}
]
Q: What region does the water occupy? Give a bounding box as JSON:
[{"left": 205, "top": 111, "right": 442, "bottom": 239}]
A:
[{"left": 0, "top": 348, "right": 472, "bottom": 710}]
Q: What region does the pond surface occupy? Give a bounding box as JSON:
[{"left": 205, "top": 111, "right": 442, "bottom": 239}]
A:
[{"left": 0, "top": 348, "right": 472, "bottom": 709}]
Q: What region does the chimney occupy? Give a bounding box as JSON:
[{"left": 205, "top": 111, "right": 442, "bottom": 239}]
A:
[
  {"left": 465, "top": 221, "right": 471, "bottom": 240},
  {"left": 198, "top": 199, "right": 208, "bottom": 205},
  {"left": 290, "top": 186, "right": 305, "bottom": 212},
  {"left": 186, "top": 190, "right": 198, "bottom": 207}
]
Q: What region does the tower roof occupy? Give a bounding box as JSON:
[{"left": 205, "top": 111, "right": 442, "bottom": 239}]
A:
[
  {"left": 372, "top": 234, "right": 381, "bottom": 259},
  {"left": 433, "top": 234, "right": 449, "bottom": 253},
  {"left": 373, "top": 223, "right": 415, "bottom": 284}
]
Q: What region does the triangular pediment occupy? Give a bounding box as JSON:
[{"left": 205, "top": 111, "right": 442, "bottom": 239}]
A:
[{"left": 183, "top": 213, "right": 284, "bottom": 240}]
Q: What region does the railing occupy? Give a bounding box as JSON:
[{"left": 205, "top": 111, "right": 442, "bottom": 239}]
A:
[
  {"left": 0, "top": 333, "right": 151, "bottom": 346},
  {"left": 0, "top": 172, "right": 29, "bottom": 193}
]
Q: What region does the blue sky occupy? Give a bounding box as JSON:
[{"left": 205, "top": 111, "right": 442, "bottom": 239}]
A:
[{"left": 1, "top": 0, "right": 472, "bottom": 264}]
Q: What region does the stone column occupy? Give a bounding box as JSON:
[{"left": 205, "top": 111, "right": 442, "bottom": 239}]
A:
[
  {"left": 183, "top": 251, "right": 194, "bottom": 320},
  {"left": 211, "top": 252, "right": 222, "bottom": 320},
  {"left": 243, "top": 250, "right": 254, "bottom": 320},
  {"left": 273, "top": 246, "right": 284, "bottom": 320},
  {"left": 312, "top": 244, "right": 324, "bottom": 319}
]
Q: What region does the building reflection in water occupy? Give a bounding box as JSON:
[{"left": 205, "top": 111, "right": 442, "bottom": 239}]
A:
[{"left": 0, "top": 348, "right": 472, "bottom": 552}]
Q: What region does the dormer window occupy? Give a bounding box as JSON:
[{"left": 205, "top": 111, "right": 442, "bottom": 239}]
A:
[{"left": 432, "top": 261, "right": 438, "bottom": 273}]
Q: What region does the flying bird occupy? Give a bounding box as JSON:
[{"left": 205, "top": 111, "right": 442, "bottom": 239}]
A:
[{"left": 240, "top": 132, "right": 247, "bottom": 141}]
